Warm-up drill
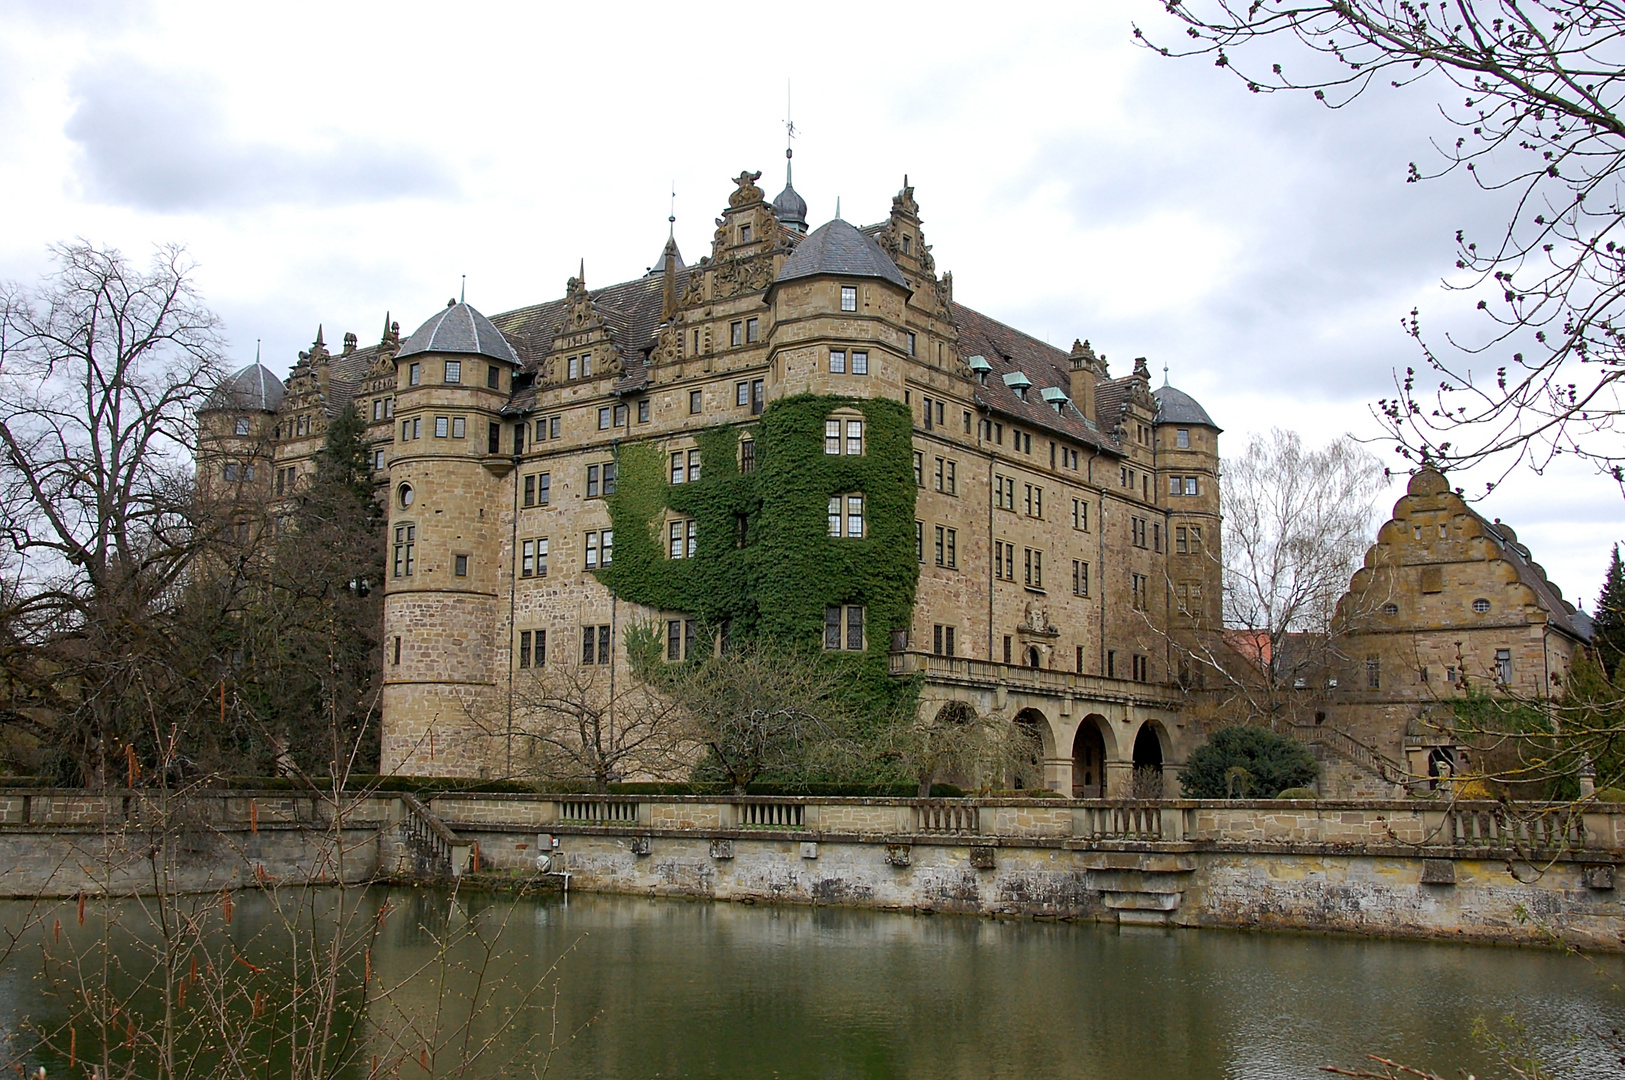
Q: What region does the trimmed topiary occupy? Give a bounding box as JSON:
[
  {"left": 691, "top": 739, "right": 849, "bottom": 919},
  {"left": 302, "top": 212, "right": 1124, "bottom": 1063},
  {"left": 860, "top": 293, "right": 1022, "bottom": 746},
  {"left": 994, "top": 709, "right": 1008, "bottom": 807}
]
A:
[
  {"left": 1178, "top": 726, "right": 1319, "bottom": 799},
  {"left": 1275, "top": 787, "right": 1318, "bottom": 800}
]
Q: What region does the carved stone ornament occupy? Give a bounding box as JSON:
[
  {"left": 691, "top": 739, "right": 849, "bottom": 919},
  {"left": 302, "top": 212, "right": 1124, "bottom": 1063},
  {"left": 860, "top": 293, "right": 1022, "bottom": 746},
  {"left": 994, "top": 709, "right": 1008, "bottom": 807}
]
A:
[
  {"left": 712, "top": 253, "right": 776, "bottom": 301},
  {"left": 1021, "top": 600, "right": 1058, "bottom": 637},
  {"left": 891, "top": 182, "right": 920, "bottom": 221},
  {"left": 728, "top": 170, "right": 765, "bottom": 207},
  {"left": 649, "top": 324, "right": 682, "bottom": 366}
]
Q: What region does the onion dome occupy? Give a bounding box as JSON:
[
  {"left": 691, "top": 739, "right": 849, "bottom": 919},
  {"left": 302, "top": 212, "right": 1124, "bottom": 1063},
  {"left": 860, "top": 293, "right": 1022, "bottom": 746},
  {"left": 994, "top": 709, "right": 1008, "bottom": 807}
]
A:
[
  {"left": 1153, "top": 384, "right": 1219, "bottom": 429},
  {"left": 397, "top": 301, "right": 518, "bottom": 363},
  {"left": 775, "top": 218, "right": 907, "bottom": 289},
  {"left": 205, "top": 362, "right": 284, "bottom": 412},
  {"left": 772, "top": 151, "right": 809, "bottom": 233}
]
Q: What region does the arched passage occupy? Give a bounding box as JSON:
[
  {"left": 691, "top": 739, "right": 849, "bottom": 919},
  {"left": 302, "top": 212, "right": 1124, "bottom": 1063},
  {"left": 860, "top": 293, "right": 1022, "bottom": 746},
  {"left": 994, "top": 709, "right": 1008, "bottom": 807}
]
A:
[
  {"left": 1011, "top": 707, "right": 1051, "bottom": 791},
  {"left": 1071, "top": 717, "right": 1107, "bottom": 798},
  {"left": 1131, "top": 723, "right": 1165, "bottom": 799}
]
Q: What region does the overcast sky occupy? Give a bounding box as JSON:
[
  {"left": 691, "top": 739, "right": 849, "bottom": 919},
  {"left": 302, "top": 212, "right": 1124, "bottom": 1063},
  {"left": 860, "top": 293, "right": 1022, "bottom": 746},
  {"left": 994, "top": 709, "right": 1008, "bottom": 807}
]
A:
[{"left": 0, "top": 0, "right": 1617, "bottom": 606}]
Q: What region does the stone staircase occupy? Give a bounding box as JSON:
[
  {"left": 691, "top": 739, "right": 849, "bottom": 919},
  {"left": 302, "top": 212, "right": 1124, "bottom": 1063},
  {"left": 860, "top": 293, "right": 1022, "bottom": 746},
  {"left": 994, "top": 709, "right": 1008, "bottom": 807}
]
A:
[{"left": 1282, "top": 724, "right": 1412, "bottom": 800}]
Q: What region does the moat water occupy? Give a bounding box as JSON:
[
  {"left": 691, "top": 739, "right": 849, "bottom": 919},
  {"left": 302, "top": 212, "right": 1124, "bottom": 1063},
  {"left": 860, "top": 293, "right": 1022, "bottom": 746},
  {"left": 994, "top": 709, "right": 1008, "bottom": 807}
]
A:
[{"left": 0, "top": 888, "right": 1620, "bottom": 1079}]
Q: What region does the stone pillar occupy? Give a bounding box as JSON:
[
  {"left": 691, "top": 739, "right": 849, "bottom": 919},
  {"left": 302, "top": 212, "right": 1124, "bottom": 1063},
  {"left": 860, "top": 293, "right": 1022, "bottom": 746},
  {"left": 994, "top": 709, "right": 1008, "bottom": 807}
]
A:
[
  {"left": 1105, "top": 760, "right": 1134, "bottom": 799},
  {"left": 1043, "top": 757, "right": 1073, "bottom": 797}
]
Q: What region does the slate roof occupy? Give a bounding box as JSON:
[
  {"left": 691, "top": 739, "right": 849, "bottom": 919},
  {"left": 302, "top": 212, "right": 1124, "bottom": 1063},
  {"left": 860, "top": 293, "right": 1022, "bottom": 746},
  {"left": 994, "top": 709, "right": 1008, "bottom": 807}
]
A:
[
  {"left": 952, "top": 303, "right": 1120, "bottom": 452},
  {"left": 205, "top": 362, "right": 285, "bottom": 413},
  {"left": 323, "top": 345, "right": 385, "bottom": 415},
  {"left": 776, "top": 219, "right": 907, "bottom": 288},
  {"left": 1153, "top": 384, "right": 1219, "bottom": 429},
  {"left": 398, "top": 302, "right": 519, "bottom": 363},
  {"left": 1478, "top": 516, "right": 1591, "bottom": 642}
]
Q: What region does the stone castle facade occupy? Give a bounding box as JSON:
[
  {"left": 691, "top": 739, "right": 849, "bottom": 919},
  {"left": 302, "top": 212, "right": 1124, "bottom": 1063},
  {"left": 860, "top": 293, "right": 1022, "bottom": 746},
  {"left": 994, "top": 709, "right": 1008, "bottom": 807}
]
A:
[{"left": 200, "top": 166, "right": 1222, "bottom": 794}]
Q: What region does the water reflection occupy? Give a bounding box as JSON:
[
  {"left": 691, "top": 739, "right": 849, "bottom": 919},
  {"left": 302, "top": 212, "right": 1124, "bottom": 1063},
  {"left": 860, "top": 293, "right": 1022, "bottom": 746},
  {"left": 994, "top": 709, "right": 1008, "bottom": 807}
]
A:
[{"left": 1, "top": 889, "right": 1620, "bottom": 1079}]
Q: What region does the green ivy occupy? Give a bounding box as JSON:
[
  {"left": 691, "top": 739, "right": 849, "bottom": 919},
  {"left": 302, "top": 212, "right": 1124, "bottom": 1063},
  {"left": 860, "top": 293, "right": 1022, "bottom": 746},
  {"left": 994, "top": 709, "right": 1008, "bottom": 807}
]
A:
[{"left": 596, "top": 393, "right": 920, "bottom": 731}]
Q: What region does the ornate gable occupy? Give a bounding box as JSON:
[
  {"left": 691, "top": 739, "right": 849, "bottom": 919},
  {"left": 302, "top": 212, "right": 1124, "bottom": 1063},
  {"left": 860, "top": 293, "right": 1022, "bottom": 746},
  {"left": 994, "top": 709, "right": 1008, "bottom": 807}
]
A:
[{"left": 542, "top": 270, "right": 624, "bottom": 384}]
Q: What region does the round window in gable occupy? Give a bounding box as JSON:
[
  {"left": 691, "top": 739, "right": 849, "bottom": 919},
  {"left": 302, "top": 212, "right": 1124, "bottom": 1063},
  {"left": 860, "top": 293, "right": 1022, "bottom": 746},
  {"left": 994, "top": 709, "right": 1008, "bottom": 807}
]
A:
[
  {"left": 398, "top": 483, "right": 414, "bottom": 509},
  {"left": 1472, "top": 598, "right": 1491, "bottom": 613},
  {"left": 1382, "top": 603, "right": 1399, "bottom": 616}
]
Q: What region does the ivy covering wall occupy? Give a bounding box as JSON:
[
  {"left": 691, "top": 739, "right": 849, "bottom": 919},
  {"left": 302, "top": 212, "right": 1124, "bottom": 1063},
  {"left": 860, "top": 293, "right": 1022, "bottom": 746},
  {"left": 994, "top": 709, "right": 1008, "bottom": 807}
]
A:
[{"left": 595, "top": 393, "right": 919, "bottom": 724}]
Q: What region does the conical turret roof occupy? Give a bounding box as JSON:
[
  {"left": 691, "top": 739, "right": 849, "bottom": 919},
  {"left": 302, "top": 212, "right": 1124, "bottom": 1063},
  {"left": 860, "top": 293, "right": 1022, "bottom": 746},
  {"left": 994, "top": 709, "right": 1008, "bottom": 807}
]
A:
[{"left": 398, "top": 301, "right": 518, "bottom": 363}]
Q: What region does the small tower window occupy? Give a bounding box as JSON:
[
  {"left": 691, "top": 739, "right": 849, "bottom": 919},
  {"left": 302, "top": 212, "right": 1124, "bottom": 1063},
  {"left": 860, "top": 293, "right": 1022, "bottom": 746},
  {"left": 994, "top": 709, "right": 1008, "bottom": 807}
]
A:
[
  {"left": 444, "top": 360, "right": 461, "bottom": 384},
  {"left": 397, "top": 483, "right": 414, "bottom": 508},
  {"left": 1176, "top": 428, "right": 1190, "bottom": 448},
  {"left": 234, "top": 416, "right": 250, "bottom": 436},
  {"left": 840, "top": 286, "right": 857, "bottom": 312},
  {"left": 1472, "top": 598, "right": 1491, "bottom": 613}
]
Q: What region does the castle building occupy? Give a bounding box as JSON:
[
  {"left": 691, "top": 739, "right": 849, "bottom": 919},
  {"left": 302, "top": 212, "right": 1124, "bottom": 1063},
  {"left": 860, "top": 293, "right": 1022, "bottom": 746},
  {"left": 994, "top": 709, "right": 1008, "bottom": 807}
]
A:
[{"left": 200, "top": 167, "right": 1224, "bottom": 795}]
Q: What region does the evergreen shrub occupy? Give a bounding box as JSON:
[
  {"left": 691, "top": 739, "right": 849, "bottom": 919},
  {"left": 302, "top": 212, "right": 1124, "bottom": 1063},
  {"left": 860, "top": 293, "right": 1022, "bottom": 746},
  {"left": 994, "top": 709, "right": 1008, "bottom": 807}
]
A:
[{"left": 1178, "top": 727, "right": 1319, "bottom": 799}]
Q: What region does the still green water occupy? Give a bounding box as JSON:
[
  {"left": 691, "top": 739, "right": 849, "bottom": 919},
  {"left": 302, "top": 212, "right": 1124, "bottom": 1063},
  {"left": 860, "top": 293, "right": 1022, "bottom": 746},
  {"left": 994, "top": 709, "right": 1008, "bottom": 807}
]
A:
[{"left": 1, "top": 887, "right": 1620, "bottom": 1079}]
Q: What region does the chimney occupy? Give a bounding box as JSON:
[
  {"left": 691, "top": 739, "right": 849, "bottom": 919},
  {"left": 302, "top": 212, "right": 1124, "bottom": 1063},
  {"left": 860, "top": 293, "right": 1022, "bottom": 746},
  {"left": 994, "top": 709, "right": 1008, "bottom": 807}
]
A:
[{"left": 1069, "top": 339, "right": 1099, "bottom": 425}]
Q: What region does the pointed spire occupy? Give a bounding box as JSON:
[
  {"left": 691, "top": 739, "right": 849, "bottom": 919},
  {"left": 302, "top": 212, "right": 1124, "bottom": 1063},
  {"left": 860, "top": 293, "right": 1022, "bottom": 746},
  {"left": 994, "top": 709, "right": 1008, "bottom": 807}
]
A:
[
  {"left": 314, "top": 324, "right": 325, "bottom": 347},
  {"left": 578, "top": 257, "right": 585, "bottom": 282},
  {"left": 460, "top": 274, "right": 466, "bottom": 304},
  {"left": 835, "top": 196, "right": 841, "bottom": 220},
  {"left": 1163, "top": 361, "right": 1170, "bottom": 387}
]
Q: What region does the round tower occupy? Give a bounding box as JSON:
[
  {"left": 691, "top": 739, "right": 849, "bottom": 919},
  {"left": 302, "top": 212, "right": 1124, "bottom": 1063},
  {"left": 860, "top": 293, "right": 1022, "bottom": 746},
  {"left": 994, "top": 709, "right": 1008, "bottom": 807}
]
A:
[
  {"left": 1153, "top": 384, "right": 1222, "bottom": 647},
  {"left": 380, "top": 301, "right": 520, "bottom": 777}
]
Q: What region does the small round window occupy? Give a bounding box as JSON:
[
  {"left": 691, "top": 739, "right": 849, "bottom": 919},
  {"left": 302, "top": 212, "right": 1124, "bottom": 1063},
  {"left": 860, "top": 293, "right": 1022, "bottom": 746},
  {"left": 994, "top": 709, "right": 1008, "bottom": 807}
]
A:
[
  {"left": 1472, "top": 598, "right": 1491, "bottom": 613},
  {"left": 1382, "top": 603, "right": 1399, "bottom": 616},
  {"left": 398, "top": 483, "right": 414, "bottom": 508}
]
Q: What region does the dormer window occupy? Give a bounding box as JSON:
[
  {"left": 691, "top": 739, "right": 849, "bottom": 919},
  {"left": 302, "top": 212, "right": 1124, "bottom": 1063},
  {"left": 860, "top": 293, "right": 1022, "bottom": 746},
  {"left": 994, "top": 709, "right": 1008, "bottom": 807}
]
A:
[{"left": 740, "top": 223, "right": 752, "bottom": 244}]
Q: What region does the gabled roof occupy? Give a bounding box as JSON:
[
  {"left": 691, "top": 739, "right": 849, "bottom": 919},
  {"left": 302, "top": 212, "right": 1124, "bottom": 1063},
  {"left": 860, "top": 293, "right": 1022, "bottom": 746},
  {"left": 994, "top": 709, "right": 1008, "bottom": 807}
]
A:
[
  {"left": 205, "top": 362, "right": 284, "bottom": 413},
  {"left": 1478, "top": 514, "right": 1590, "bottom": 642},
  {"left": 953, "top": 303, "right": 1120, "bottom": 452},
  {"left": 398, "top": 302, "right": 519, "bottom": 363},
  {"left": 776, "top": 218, "right": 907, "bottom": 289}
]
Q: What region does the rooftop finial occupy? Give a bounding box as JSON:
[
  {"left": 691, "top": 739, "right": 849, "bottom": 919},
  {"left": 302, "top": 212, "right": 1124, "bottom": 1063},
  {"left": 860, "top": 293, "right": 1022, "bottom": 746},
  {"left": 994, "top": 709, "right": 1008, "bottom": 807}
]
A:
[
  {"left": 460, "top": 274, "right": 466, "bottom": 304},
  {"left": 835, "top": 196, "right": 841, "bottom": 220},
  {"left": 1163, "top": 361, "right": 1169, "bottom": 387},
  {"left": 255, "top": 339, "right": 261, "bottom": 364},
  {"left": 669, "top": 179, "right": 677, "bottom": 238}
]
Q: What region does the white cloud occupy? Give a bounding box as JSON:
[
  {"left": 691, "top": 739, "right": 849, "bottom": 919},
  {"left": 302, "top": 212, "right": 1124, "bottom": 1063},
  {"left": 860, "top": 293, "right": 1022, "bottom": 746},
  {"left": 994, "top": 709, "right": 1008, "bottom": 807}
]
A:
[{"left": 0, "top": 0, "right": 1615, "bottom": 603}]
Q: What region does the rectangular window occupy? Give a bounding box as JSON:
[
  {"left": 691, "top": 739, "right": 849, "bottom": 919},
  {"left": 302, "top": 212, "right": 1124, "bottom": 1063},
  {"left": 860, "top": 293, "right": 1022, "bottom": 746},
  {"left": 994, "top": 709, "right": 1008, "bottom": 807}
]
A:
[
  {"left": 581, "top": 626, "right": 610, "bottom": 665},
  {"left": 751, "top": 378, "right": 764, "bottom": 414},
  {"left": 671, "top": 452, "right": 686, "bottom": 484},
  {"left": 1185, "top": 477, "right": 1198, "bottom": 496},
  {"left": 852, "top": 350, "right": 868, "bottom": 375},
  {"left": 488, "top": 422, "right": 500, "bottom": 454},
  {"left": 373, "top": 399, "right": 384, "bottom": 421},
  {"left": 1367, "top": 656, "right": 1382, "bottom": 689},
  {"left": 915, "top": 520, "right": 925, "bottom": 562},
  {"left": 598, "top": 407, "right": 611, "bottom": 430},
  {"left": 740, "top": 439, "right": 756, "bottom": 473},
  {"left": 823, "top": 606, "right": 865, "bottom": 651},
  {"left": 689, "top": 389, "right": 703, "bottom": 414},
  {"left": 1131, "top": 573, "right": 1148, "bottom": 610},
  {"left": 602, "top": 464, "right": 616, "bottom": 496},
  {"left": 1072, "top": 499, "right": 1089, "bottom": 531},
  {"left": 602, "top": 529, "right": 613, "bottom": 564},
  {"left": 401, "top": 420, "right": 411, "bottom": 441},
  {"left": 913, "top": 451, "right": 923, "bottom": 484},
  {"left": 1024, "top": 548, "right": 1043, "bottom": 588},
  {"left": 994, "top": 540, "right": 1015, "bottom": 581},
  {"left": 847, "top": 495, "right": 864, "bottom": 538},
  {"left": 923, "top": 397, "right": 934, "bottom": 430},
  {"left": 1132, "top": 517, "right": 1148, "bottom": 548},
  {"left": 1496, "top": 649, "right": 1513, "bottom": 684},
  {"left": 730, "top": 321, "right": 743, "bottom": 347},
  {"left": 668, "top": 519, "right": 697, "bottom": 559},
  {"left": 737, "top": 381, "right": 751, "bottom": 407},
  {"left": 487, "top": 364, "right": 501, "bottom": 389},
  {"left": 550, "top": 415, "right": 561, "bottom": 439},
  {"left": 847, "top": 605, "right": 864, "bottom": 650},
  {"left": 740, "top": 223, "right": 752, "bottom": 243},
  {"left": 937, "top": 527, "right": 957, "bottom": 568},
  {"left": 519, "top": 630, "right": 532, "bottom": 669},
  {"left": 587, "top": 465, "right": 600, "bottom": 497},
  {"left": 1024, "top": 484, "right": 1043, "bottom": 518},
  {"left": 825, "top": 606, "right": 842, "bottom": 650},
  {"left": 582, "top": 353, "right": 593, "bottom": 377},
  {"left": 523, "top": 475, "right": 535, "bottom": 507},
  {"left": 828, "top": 420, "right": 843, "bottom": 456},
  {"left": 1176, "top": 526, "right": 1187, "bottom": 554},
  {"left": 1153, "top": 523, "right": 1163, "bottom": 553},
  {"left": 830, "top": 349, "right": 846, "bottom": 374},
  {"left": 568, "top": 356, "right": 580, "bottom": 380},
  {"left": 1176, "top": 428, "right": 1190, "bottom": 449},
  {"left": 934, "top": 457, "right": 945, "bottom": 492},
  {"left": 1073, "top": 560, "right": 1090, "bottom": 597},
  {"left": 523, "top": 538, "right": 547, "bottom": 578},
  {"left": 454, "top": 553, "right": 468, "bottom": 577},
  {"left": 963, "top": 411, "right": 972, "bottom": 434},
  {"left": 408, "top": 362, "right": 421, "bottom": 386},
  {"left": 372, "top": 449, "right": 385, "bottom": 470},
  {"left": 1107, "top": 651, "right": 1116, "bottom": 679},
  {"left": 1133, "top": 654, "right": 1148, "bottom": 683},
  {"left": 536, "top": 472, "right": 550, "bottom": 505},
  {"left": 687, "top": 449, "right": 701, "bottom": 482},
  {"left": 613, "top": 403, "right": 628, "bottom": 427},
  {"left": 392, "top": 524, "right": 415, "bottom": 578},
  {"left": 846, "top": 420, "right": 863, "bottom": 456},
  {"left": 907, "top": 332, "right": 917, "bottom": 356},
  {"left": 452, "top": 416, "right": 466, "bottom": 438},
  {"left": 932, "top": 625, "right": 957, "bottom": 657},
  {"left": 840, "top": 285, "right": 857, "bottom": 311},
  {"left": 1005, "top": 636, "right": 1013, "bottom": 664},
  {"left": 434, "top": 416, "right": 449, "bottom": 438},
  {"left": 934, "top": 525, "right": 944, "bottom": 566},
  {"left": 638, "top": 399, "right": 651, "bottom": 423},
  {"left": 224, "top": 462, "right": 240, "bottom": 482},
  {"left": 1170, "top": 476, "right": 1182, "bottom": 496},
  {"left": 995, "top": 475, "right": 1015, "bottom": 510},
  {"left": 745, "top": 317, "right": 759, "bottom": 343},
  {"left": 585, "top": 531, "right": 599, "bottom": 569},
  {"left": 444, "top": 360, "right": 461, "bottom": 384}
]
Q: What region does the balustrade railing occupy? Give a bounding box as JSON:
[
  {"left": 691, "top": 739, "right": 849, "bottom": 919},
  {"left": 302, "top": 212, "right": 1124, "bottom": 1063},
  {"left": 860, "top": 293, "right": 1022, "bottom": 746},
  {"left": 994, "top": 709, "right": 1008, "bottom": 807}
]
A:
[
  {"left": 1446, "top": 806, "right": 1584, "bottom": 850},
  {"left": 915, "top": 801, "right": 980, "bottom": 834},
  {"left": 1077, "top": 804, "right": 1163, "bottom": 841},
  {"left": 737, "top": 802, "right": 804, "bottom": 828},
  {"left": 400, "top": 794, "right": 470, "bottom": 877},
  {"left": 559, "top": 799, "right": 638, "bottom": 824}
]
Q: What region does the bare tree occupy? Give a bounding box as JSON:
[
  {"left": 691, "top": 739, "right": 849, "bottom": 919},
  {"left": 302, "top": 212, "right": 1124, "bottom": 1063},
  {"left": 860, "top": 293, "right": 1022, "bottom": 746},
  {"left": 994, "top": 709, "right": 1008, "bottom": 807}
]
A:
[
  {"left": 509, "top": 661, "right": 691, "bottom": 792},
  {"left": 1196, "top": 429, "right": 1389, "bottom": 723},
  {"left": 884, "top": 700, "right": 1041, "bottom": 797},
  {"left": 652, "top": 645, "right": 852, "bottom": 794},
  {"left": 1141, "top": 0, "right": 1625, "bottom": 492},
  {"left": 0, "top": 242, "right": 227, "bottom": 785}
]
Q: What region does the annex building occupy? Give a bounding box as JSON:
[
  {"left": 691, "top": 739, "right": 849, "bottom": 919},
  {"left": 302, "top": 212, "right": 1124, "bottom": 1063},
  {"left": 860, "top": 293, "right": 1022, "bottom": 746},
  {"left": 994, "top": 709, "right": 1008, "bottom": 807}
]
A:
[{"left": 200, "top": 164, "right": 1224, "bottom": 794}]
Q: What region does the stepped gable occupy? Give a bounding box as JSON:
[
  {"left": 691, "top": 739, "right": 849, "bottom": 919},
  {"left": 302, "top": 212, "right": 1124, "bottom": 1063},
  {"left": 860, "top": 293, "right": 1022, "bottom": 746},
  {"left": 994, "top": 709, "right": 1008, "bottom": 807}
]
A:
[
  {"left": 954, "top": 302, "right": 1117, "bottom": 450},
  {"left": 493, "top": 273, "right": 667, "bottom": 412},
  {"left": 1477, "top": 513, "right": 1589, "bottom": 641}
]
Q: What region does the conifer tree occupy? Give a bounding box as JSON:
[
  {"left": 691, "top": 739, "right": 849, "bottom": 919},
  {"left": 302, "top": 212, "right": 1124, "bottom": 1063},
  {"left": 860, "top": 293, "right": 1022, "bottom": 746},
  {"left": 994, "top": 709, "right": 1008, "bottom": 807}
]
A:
[{"left": 1594, "top": 546, "right": 1625, "bottom": 682}]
